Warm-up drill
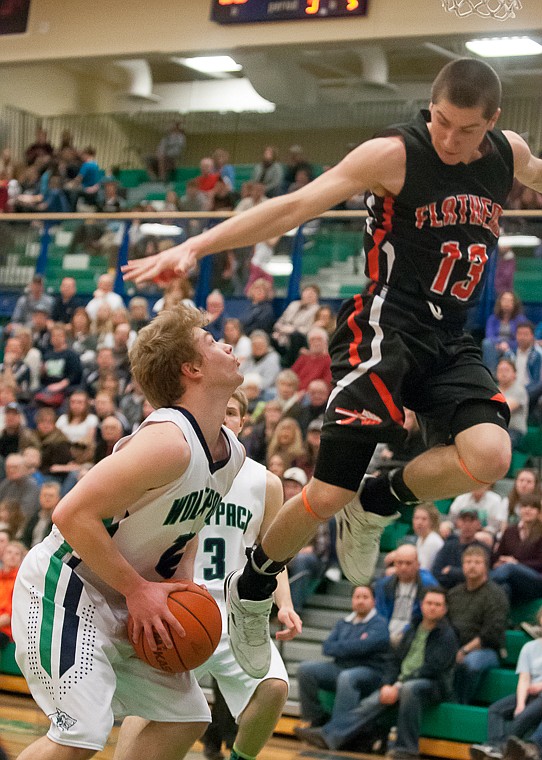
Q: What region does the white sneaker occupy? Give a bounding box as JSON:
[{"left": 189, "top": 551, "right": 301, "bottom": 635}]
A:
[
  {"left": 335, "top": 494, "right": 399, "bottom": 585},
  {"left": 225, "top": 570, "right": 273, "bottom": 678}
]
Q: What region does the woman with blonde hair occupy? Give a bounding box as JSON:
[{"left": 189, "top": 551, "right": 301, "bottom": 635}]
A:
[
  {"left": 266, "top": 417, "right": 306, "bottom": 469},
  {"left": 412, "top": 503, "right": 444, "bottom": 571}
]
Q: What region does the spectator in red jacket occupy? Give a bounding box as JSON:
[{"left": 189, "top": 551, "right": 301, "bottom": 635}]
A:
[
  {"left": 291, "top": 326, "right": 332, "bottom": 392},
  {"left": 0, "top": 540, "right": 26, "bottom": 648}
]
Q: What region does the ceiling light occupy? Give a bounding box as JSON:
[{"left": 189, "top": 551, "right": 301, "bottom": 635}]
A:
[
  {"left": 176, "top": 56, "right": 242, "bottom": 74},
  {"left": 465, "top": 37, "right": 542, "bottom": 57}
]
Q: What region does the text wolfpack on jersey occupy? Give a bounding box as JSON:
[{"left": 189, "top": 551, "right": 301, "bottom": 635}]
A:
[{"left": 415, "top": 195, "right": 503, "bottom": 236}]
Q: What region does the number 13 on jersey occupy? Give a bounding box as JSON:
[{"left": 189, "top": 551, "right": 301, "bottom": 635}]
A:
[{"left": 430, "top": 242, "right": 488, "bottom": 302}]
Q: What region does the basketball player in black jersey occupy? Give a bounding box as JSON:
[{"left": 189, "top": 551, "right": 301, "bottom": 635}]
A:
[{"left": 124, "top": 58, "right": 542, "bottom": 678}]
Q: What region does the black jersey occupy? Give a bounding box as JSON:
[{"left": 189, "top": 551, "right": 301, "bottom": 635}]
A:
[{"left": 363, "top": 110, "right": 514, "bottom": 327}]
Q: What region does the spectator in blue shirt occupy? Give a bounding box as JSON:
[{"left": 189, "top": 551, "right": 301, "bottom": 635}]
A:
[
  {"left": 297, "top": 585, "right": 390, "bottom": 728},
  {"left": 66, "top": 146, "right": 101, "bottom": 210}
]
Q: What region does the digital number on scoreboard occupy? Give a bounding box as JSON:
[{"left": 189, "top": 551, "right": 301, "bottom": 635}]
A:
[{"left": 210, "top": 0, "right": 369, "bottom": 24}]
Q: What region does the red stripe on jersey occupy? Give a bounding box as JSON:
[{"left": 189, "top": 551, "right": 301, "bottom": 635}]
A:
[
  {"left": 347, "top": 293, "right": 364, "bottom": 366},
  {"left": 491, "top": 392, "right": 507, "bottom": 404},
  {"left": 369, "top": 372, "right": 404, "bottom": 425},
  {"left": 366, "top": 195, "right": 395, "bottom": 283}
]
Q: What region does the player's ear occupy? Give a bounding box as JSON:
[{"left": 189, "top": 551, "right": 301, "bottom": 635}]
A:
[
  {"left": 488, "top": 107, "right": 501, "bottom": 130},
  {"left": 181, "top": 361, "right": 202, "bottom": 380}
]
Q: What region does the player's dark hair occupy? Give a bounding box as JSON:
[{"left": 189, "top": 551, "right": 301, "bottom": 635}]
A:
[
  {"left": 421, "top": 585, "right": 446, "bottom": 602},
  {"left": 431, "top": 58, "right": 501, "bottom": 120}
]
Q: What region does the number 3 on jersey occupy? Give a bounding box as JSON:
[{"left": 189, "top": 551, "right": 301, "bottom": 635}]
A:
[
  {"left": 431, "top": 242, "right": 488, "bottom": 302},
  {"left": 202, "top": 537, "right": 226, "bottom": 581}
]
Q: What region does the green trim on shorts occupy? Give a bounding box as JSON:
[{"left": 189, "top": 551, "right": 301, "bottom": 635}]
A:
[{"left": 39, "top": 541, "right": 71, "bottom": 677}]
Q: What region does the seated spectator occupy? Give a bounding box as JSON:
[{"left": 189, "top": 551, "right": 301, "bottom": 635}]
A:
[
  {"left": 375, "top": 543, "right": 437, "bottom": 646},
  {"left": 29, "top": 305, "right": 51, "bottom": 355},
  {"left": 282, "top": 145, "right": 313, "bottom": 194},
  {"left": 240, "top": 373, "right": 266, "bottom": 421},
  {"left": 21, "top": 481, "right": 60, "bottom": 549},
  {"left": 12, "top": 326, "right": 41, "bottom": 391},
  {"left": 128, "top": 297, "right": 150, "bottom": 333},
  {"left": 447, "top": 545, "right": 509, "bottom": 704},
  {"left": 0, "top": 530, "right": 9, "bottom": 564},
  {"left": 296, "top": 585, "right": 390, "bottom": 728},
  {"left": 25, "top": 127, "right": 54, "bottom": 166},
  {"left": 0, "top": 336, "right": 31, "bottom": 403},
  {"left": 284, "top": 467, "right": 331, "bottom": 613},
  {"left": 449, "top": 486, "right": 507, "bottom": 536},
  {"left": 146, "top": 121, "right": 186, "bottom": 182},
  {"left": 242, "top": 278, "right": 276, "bottom": 336},
  {"left": 69, "top": 307, "right": 97, "bottom": 367},
  {"left": 34, "top": 407, "right": 72, "bottom": 477},
  {"left": 252, "top": 146, "right": 284, "bottom": 198},
  {"left": 511, "top": 323, "right": 542, "bottom": 423},
  {"left": 37, "top": 174, "right": 70, "bottom": 213},
  {"left": 297, "top": 379, "right": 330, "bottom": 436},
  {"left": 0, "top": 453, "right": 40, "bottom": 522},
  {"left": 0, "top": 501, "right": 24, "bottom": 540},
  {"left": 503, "top": 469, "right": 541, "bottom": 525},
  {"left": 56, "top": 390, "right": 99, "bottom": 444},
  {"left": 291, "top": 326, "right": 332, "bottom": 391},
  {"left": 242, "top": 331, "right": 281, "bottom": 393},
  {"left": 37, "top": 323, "right": 83, "bottom": 405},
  {"left": 272, "top": 284, "right": 320, "bottom": 365},
  {"left": 97, "top": 176, "right": 125, "bottom": 214},
  {"left": 22, "top": 447, "right": 46, "bottom": 488},
  {"left": 0, "top": 403, "right": 39, "bottom": 459},
  {"left": 196, "top": 156, "right": 220, "bottom": 195},
  {"left": 288, "top": 166, "right": 313, "bottom": 194},
  {"left": 240, "top": 398, "right": 282, "bottom": 464},
  {"left": 8, "top": 273, "right": 53, "bottom": 330},
  {"left": 93, "top": 391, "right": 130, "bottom": 436},
  {"left": 119, "top": 380, "right": 145, "bottom": 432},
  {"left": 411, "top": 503, "right": 444, "bottom": 571},
  {"left": 85, "top": 273, "right": 124, "bottom": 323},
  {"left": 65, "top": 145, "right": 102, "bottom": 210},
  {"left": 50, "top": 277, "right": 79, "bottom": 326},
  {"left": 0, "top": 541, "right": 27, "bottom": 650},
  {"left": 204, "top": 290, "right": 227, "bottom": 342},
  {"left": 472, "top": 607, "right": 542, "bottom": 760},
  {"left": 267, "top": 453, "right": 287, "bottom": 479},
  {"left": 94, "top": 415, "right": 124, "bottom": 462},
  {"left": 178, "top": 179, "right": 209, "bottom": 237},
  {"left": 274, "top": 369, "right": 302, "bottom": 419},
  {"left": 301, "top": 418, "right": 323, "bottom": 480},
  {"left": 491, "top": 496, "right": 542, "bottom": 603},
  {"left": 482, "top": 291, "right": 528, "bottom": 374},
  {"left": 222, "top": 319, "right": 252, "bottom": 367},
  {"left": 266, "top": 418, "right": 306, "bottom": 470},
  {"left": 0, "top": 382, "right": 17, "bottom": 435},
  {"left": 82, "top": 347, "right": 118, "bottom": 399},
  {"left": 433, "top": 508, "right": 487, "bottom": 588},
  {"left": 213, "top": 148, "right": 235, "bottom": 191},
  {"left": 497, "top": 358, "right": 528, "bottom": 448},
  {"left": 295, "top": 587, "right": 457, "bottom": 752},
  {"left": 235, "top": 181, "right": 267, "bottom": 213},
  {"left": 313, "top": 304, "right": 336, "bottom": 339}
]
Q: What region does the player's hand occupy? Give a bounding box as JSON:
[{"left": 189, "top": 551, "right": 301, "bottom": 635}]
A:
[
  {"left": 122, "top": 242, "right": 199, "bottom": 285},
  {"left": 275, "top": 606, "right": 302, "bottom": 641},
  {"left": 125, "top": 579, "right": 190, "bottom": 652}
]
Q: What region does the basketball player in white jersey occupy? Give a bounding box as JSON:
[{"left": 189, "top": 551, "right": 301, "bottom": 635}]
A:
[
  {"left": 113, "top": 389, "right": 302, "bottom": 760},
  {"left": 12, "top": 304, "right": 245, "bottom": 760}
]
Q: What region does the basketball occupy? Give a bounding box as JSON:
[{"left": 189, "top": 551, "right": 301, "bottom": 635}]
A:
[{"left": 127, "top": 580, "right": 222, "bottom": 673}]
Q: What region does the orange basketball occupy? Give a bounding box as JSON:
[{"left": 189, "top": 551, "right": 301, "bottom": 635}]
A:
[{"left": 127, "top": 580, "right": 222, "bottom": 673}]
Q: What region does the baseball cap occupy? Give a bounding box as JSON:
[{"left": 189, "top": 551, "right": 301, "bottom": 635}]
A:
[
  {"left": 32, "top": 304, "right": 50, "bottom": 314},
  {"left": 5, "top": 402, "right": 21, "bottom": 413},
  {"left": 459, "top": 507, "right": 479, "bottom": 519},
  {"left": 307, "top": 418, "right": 323, "bottom": 433},
  {"left": 283, "top": 467, "right": 308, "bottom": 487}
]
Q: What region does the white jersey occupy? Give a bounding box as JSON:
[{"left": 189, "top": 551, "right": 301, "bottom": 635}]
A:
[{"left": 194, "top": 457, "right": 266, "bottom": 630}]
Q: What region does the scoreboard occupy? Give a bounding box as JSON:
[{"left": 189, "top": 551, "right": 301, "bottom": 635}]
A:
[{"left": 210, "top": 0, "right": 369, "bottom": 24}]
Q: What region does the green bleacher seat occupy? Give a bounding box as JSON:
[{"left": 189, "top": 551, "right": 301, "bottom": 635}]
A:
[
  {"left": 475, "top": 668, "right": 518, "bottom": 704},
  {"left": 510, "top": 599, "right": 542, "bottom": 626},
  {"left": 173, "top": 167, "right": 200, "bottom": 183},
  {"left": 145, "top": 192, "right": 166, "bottom": 201},
  {"left": 0, "top": 641, "right": 22, "bottom": 676},
  {"left": 507, "top": 450, "right": 531, "bottom": 478},
  {"left": 515, "top": 258, "right": 542, "bottom": 273},
  {"left": 503, "top": 630, "right": 529, "bottom": 666},
  {"left": 514, "top": 272, "right": 542, "bottom": 303},
  {"left": 421, "top": 703, "right": 488, "bottom": 743},
  {"left": 339, "top": 284, "right": 360, "bottom": 299},
  {"left": 523, "top": 426, "right": 542, "bottom": 457},
  {"left": 434, "top": 498, "right": 453, "bottom": 514},
  {"left": 118, "top": 169, "right": 148, "bottom": 188},
  {"left": 379, "top": 522, "right": 411, "bottom": 552}
]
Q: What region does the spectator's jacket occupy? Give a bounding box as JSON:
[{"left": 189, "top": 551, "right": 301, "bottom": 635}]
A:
[
  {"left": 493, "top": 525, "right": 542, "bottom": 573},
  {"left": 242, "top": 301, "right": 276, "bottom": 336},
  {"left": 322, "top": 610, "right": 390, "bottom": 671},
  {"left": 511, "top": 344, "right": 542, "bottom": 402},
  {"left": 374, "top": 569, "right": 437, "bottom": 623},
  {"left": 382, "top": 618, "right": 459, "bottom": 700},
  {"left": 21, "top": 510, "right": 53, "bottom": 550},
  {"left": 0, "top": 566, "right": 19, "bottom": 640},
  {"left": 432, "top": 536, "right": 490, "bottom": 588},
  {"left": 485, "top": 314, "right": 529, "bottom": 352},
  {"left": 446, "top": 579, "right": 509, "bottom": 653}
]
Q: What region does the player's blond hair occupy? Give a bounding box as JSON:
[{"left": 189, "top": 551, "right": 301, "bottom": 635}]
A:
[{"left": 129, "top": 304, "right": 204, "bottom": 409}]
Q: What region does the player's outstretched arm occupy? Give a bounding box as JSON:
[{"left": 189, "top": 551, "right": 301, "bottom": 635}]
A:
[
  {"left": 122, "top": 137, "right": 405, "bottom": 285},
  {"left": 505, "top": 130, "right": 542, "bottom": 193},
  {"left": 52, "top": 421, "right": 191, "bottom": 650},
  {"left": 259, "top": 470, "right": 303, "bottom": 641}
]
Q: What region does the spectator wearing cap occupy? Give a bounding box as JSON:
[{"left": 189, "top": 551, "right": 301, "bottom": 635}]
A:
[
  {"left": 449, "top": 486, "right": 507, "bottom": 537},
  {"left": 374, "top": 543, "right": 437, "bottom": 646},
  {"left": 432, "top": 508, "right": 488, "bottom": 589},
  {"left": 0, "top": 404, "right": 38, "bottom": 459},
  {"left": 0, "top": 453, "right": 40, "bottom": 520},
  {"left": 447, "top": 545, "right": 509, "bottom": 704},
  {"left": 285, "top": 466, "right": 332, "bottom": 614},
  {"left": 8, "top": 274, "right": 53, "bottom": 329}
]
